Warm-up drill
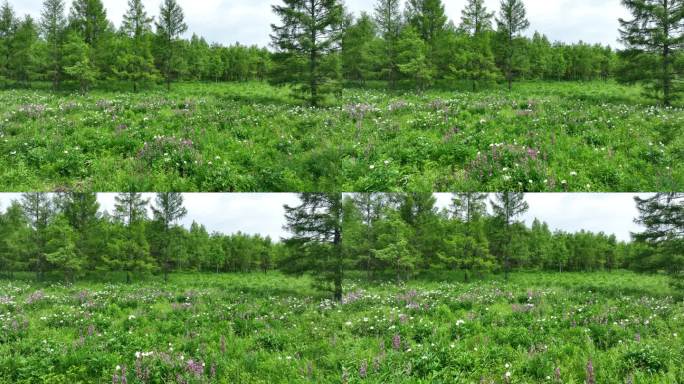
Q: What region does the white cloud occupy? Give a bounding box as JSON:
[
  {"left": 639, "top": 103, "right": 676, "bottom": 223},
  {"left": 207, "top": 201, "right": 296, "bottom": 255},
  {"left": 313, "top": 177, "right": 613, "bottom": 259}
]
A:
[{"left": 12, "top": 0, "right": 628, "bottom": 47}]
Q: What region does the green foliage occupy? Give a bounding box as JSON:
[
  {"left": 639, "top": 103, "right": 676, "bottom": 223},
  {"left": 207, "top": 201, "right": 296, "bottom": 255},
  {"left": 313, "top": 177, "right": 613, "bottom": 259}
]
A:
[
  {"left": 0, "top": 271, "right": 681, "bottom": 383},
  {"left": 396, "top": 27, "right": 434, "bottom": 90}
]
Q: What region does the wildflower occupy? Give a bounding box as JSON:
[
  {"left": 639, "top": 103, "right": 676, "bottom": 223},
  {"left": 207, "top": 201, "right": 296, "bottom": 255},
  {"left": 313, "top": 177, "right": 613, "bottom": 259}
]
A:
[
  {"left": 392, "top": 334, "right": 401, "bottom": 351},
  {"left": 570, "top": 171, "right": 578, "bottom": 177},
  {"left": 369, "top": 165, "right": 375, "bottom": 170},
  {"left": 456, "top": 319, "right": 465, "bottom": 326},
  {"left": 359, "top": 360, "right": 368, "bottom": 379},
  {"left": 586, "top": 359, "right": 595, "bottom": 384}
]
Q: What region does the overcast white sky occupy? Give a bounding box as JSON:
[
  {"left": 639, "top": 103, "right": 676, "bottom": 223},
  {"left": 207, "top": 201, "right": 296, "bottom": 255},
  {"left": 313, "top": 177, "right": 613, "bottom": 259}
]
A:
[
  {"left": 0, "top": 193, "right": 649, "bottom": 242},
  {"left": 11, "top": 0, "right": 629, "bottom": 47}
]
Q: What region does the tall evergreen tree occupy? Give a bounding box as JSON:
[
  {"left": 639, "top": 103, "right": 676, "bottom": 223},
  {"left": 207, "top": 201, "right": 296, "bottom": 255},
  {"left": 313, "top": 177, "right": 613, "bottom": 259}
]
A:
[
  {"left": 491, "top": 192, "right": 529, "bottom": 279},
  {"left": 271, "top": 0, "right": 345, "bottom": 106},
  {"left": 155, "top": 0, "right": 187, "bottom": 90},
  {"left": 152, "top": 192, "right": 187, "bottom": 281},
  {"left": 373, "top": 0, "right": 402, "bottom": 87},
  {"left": 619, "top": 0, "right": 684, "bottom": 105},
  {"left": 9, "top": 15, "right": 39, "bottom": 86},
  {"left": 21, "top": 193, "right": 54, "bottom": 280},
  {"left": 44, "top": 215, "right": 82, "bottom": 282},
  {"left": 633, "top": 193, "right": 684, "bottom": 287},
  {"left": 69, "top": 0, "right": 109, "bottom": 46},
  {"left": 341, "top": 12, "right": 378, "bottom": 82},
  {"left": 40, "top": 0, "right": 67, "bottom": 89},
  {"left": 283, "top": 193, "right": 354, "bottom": 301},
  {"left": 119, "top": 0, "right": 156, "bottom": 91},
  {"left": 496, "top": 0, "right": 530, "bottom": 90},
  {"left": 460, "top": 0, "right": 495, "bottom": 36},
  {"left": 0, "top": 0, "right": 16, "bottom": 84},
  {"left": 406, "top": 0, "right": 448, "bottom": 47},
  {"left": 113, "top": 192, "right": 149, "bottom": 226}
]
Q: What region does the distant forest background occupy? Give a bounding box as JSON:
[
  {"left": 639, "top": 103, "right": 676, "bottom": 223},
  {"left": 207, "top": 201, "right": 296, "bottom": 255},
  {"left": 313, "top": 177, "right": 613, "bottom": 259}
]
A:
[{"left": 0, "top": 0, "right": 679, "bottom": 102}]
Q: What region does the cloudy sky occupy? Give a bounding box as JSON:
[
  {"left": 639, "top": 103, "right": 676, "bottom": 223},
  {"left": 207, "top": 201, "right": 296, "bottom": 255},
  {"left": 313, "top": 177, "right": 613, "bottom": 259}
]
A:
[
  {"left": 0, "top": 193, "right": 649, "bottom": 242},
  {"left": 11, "top": 0, "right": 629, "bottom": 47}
]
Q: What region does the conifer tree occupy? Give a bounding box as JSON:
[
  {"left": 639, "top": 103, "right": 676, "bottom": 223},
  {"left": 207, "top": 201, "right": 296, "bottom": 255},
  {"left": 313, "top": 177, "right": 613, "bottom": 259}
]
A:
[
  {"left": 118, "top": 0, "right": 156, "bottom": 91},
  {"left": 271, "top": 0, "right": 345, "bottom": 106},
  {"left": 44, "top": 215, "right": 82, "bottom": 282},
  {"left": 373, "top": 0, "right": 402, "bottom": 87},
  {"left": 40, "top": 0, "right": 67, "bottom": 89},
  {"left": 633, "top": 193, "right": 684, "bottom": 288},
  {"left": 283, "top": 193, "right": 354, "bottom": 301},
  {"left": 69, "top": 0, "right": 109, "bottom": 47},
  {"left": 63, "top": 30, "right": 98, "bottom": 93},
  {"left": 460, "top": 0, "right": 495, "bottom": 36},
  {"left": 491, "top": 192, "right": 529, "bottom": 279},
  {"left": 0, "top": 1, "right": 17, "bottom": 84},
  {"left": 619, "top": 0, "right": 684, "bottom": 105},
  {"left": 152, "top": 192, "right": 187, "bottom": 281},
  {"left": 9, "top": 16, "right": 39, "bottom": 86},
  {"left": 373, "top": 210, "right": 415, "bottom": 283},
  {"left": 406, "top": 0, "right": 448, "bottom": 47},
  {"left": 396, "top": 26, "right": 434, "bottom": 90},
  {"left": 341, "top": 12, "right": 378, "bottom": 83},
  {"left": 496, "top": 0, "right": 530, "bottom": 90},
  {"left": 156, "top": 0, "right": 187, "bottom": 90},
  {"left": 21, "top": 193, "right": 54, "bottom": 281}
]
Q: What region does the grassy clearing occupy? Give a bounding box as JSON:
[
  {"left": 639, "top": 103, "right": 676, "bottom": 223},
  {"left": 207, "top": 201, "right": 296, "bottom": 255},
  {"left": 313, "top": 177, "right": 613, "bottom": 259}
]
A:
[
  {"left": 1, "top": 271, "right": 682, "bottom": 383},
  {"left": 0, "top": 81, "right": 681, "bottom": 192}
]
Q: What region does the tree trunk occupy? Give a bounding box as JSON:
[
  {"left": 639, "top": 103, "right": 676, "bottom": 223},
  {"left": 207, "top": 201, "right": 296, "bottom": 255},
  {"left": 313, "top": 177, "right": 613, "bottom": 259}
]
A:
[{"left": 663, "top": 44, "right": 671, "bottom": 106}]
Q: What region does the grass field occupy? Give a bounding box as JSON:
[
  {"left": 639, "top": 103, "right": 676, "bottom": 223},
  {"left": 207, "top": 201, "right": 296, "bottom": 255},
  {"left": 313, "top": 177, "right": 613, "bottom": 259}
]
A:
[
  {"left": 0, "top": 81, "right": 681, "bottom": 192},
  {"left": 1, "top": 271, "right": 682, "bottom": 383}
]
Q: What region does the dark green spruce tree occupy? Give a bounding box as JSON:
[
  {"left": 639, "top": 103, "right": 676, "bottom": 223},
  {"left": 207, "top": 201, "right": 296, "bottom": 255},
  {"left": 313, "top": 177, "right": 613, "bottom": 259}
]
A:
[
  {"left": 496, "top": 0, "right": 530, "bottom": 90},
  {"left": 156, "top": 0, "right": 187, "bottom": 90},
  {"left": 619, "top": 0, "right": 684, "bottom": 105},
  {"left": 271, "top": 0, "right": 345, "bottom": 106}
]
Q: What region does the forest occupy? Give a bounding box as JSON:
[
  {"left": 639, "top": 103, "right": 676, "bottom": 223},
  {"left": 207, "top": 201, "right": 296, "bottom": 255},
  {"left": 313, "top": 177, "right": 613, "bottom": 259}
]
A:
[
  {"left": 0, "top": 193, "right": 681, "bottom": 295},
  {"left": 0, "top": 0, "right": 679, "bottom": 103},
  {"left": 0, "top": 192, "right": 683, "bottom": 383}
]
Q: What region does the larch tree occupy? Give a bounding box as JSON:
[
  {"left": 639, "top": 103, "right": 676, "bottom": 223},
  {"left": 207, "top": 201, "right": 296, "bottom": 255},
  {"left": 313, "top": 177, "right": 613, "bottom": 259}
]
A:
[
  {"left": 633, "top": 193, "right": 684, "bottom": 288},
  {"left": 341, "top": 12, "right": 378, "bottom": 83},
  {"left": 373, "top": 0, "right": 403, "bottom": 87},
  {"left": 21, "top": 193, "right": 54, "bottom": 281},
  {"left": 40, "top": 0, "right": 67, "bottom": 90},
  {"left": 491, "top": 192, "right": 529, "bottom": 280},
  {"left": 44, "top": 214, "right": 82, "bottom": 282},
  {"left": 155, "top": 0, "right": 187, "bottom": 90},
  {"left": 619, "top": 0, "right": 684, "bottom": 105},
  {"left": 460, "top": 0, "right": 495, "bottom": 36},
  {"left": 445, "top": 193, "right": 493, "bottom": 282},
  {"left": 283, "top": 193, "right": 355, "bottom": 301},
  {"left": 9, "top": 15, "right": 39, "bottom": 86},
  {"left": 0, "top": 0, "right": 17, "bottom": 85},
  {"left": 406, "top": 0, "right": 448, "bottom": 47},
  {"left": 270, "top": 0, "right": 345, "bottom": 106},
  {"left": 152, "top": 192, "right": 187, "bottom": 281},
  {"left": 68, "top": 0, "right": 109, "bottom": 47},
  {"left": 119, "top": 0, "right": 156, "bottom": 91},
  {"left": 496, "top": 0, "right": 530, "bottom": 90}
]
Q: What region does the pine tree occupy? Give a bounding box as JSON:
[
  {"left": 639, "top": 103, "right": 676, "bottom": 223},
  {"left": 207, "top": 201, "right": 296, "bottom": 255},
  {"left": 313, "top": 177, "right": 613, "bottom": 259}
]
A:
[
  {"left": 619, "top": 0, "right": 684, "bottom": 105},
  {"left": 271, "top": 0, "right": 345, "bottom": 106},
  {"left": 44, "top": 215, "right": 82, "bottom": 282},
  {"left": 396, "top": 26, "right": 434, "bottom": 90},
  {"left": 633, "top": 193, "right": 684, "bottom": 288},
  {"left": 283, "top": 193, "right": 353, "bottom": 301},
  {"left": 9, "top": 16, "right": 39, "bottom": 86},
  {"left": 69, "top": 0, "right": 109, "bottom": 47},
  {"left": 0, "top": 0, "right": 17, "bottom": 85},
  {"left": 152, "top": 192, "right": 187, "bottom": 281},
  {"left": 118, "top": 0, "right": 156, "bottom": 91},
  {"left": 373, "top": 210, "right": 415, "bottom": 283},
  {"left": 491, "top": 192, "right": 529, "bottom": 280},
  {"left": 114, "top": 192, "right": 149, "bottom": 226},
  {"left": 496, "top": 0, "right": 530, "bottom": 90},
  {"left": 406, "top": 0, "right": 448, "bottom": 47},
  {"left": 21, "top": 193, "right": 54, "bottom": 281},
  {"left": 460, "top": 0, "right": 494, "bottom": 36},
  {"left": 341, "top": 12, "right": 378, "bottom": 83},
  {"left": 373, "top": 0, "right": 402, "bottom": 87},
  {"left": 155, "top": 0, "right": 187, "bottom": 90},
  {"left": 63, "top": 30, "right": 98, "bottom": 93},
  {"left": 40, "top": 0, "right": 67, "bottom": 90}
]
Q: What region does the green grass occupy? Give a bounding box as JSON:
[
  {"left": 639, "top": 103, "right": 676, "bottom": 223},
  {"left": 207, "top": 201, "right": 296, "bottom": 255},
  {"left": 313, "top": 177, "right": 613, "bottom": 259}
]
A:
[
  {"left": 0, "top": 81, "right": 681, "bottom": 191},
  {"left": 1, "top": 271, "right": 682, "bottom": 383}
]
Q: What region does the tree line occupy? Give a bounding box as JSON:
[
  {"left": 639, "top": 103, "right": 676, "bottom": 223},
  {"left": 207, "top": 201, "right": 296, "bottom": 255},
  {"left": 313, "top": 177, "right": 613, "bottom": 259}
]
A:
[
  {"left": 2, "top": 193, "right": 681, "bottom": 299},
  {"left": 0, "top": 0, "right": 271, "bottom": 92},
  {"left": 0, "top": 193, "right": 280, "bottom": 282},
  {"left": 1, "top": 0, "right": 680, "bottom": 104}
]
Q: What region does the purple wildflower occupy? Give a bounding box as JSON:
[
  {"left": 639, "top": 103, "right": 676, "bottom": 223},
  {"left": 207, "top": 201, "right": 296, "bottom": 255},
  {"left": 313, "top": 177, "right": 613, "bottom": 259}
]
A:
[
  {"left": 586, "top": 359, "right": 595, "bottom": 384},
  {"left": 359, "top": 360, "right": 368, "bottom": 379},
  {"left": 392, "top": 334, "right": 401, "bottom": 351}
]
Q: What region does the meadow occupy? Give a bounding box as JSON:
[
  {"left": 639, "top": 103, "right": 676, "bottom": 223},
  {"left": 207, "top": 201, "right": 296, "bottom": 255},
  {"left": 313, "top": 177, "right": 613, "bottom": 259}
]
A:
[
  {"left": 0, "top": 81, "right": 681, "bottom": 192},
  {"left": 0, "top": 271, "right": 682, "bottom": 383}
]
